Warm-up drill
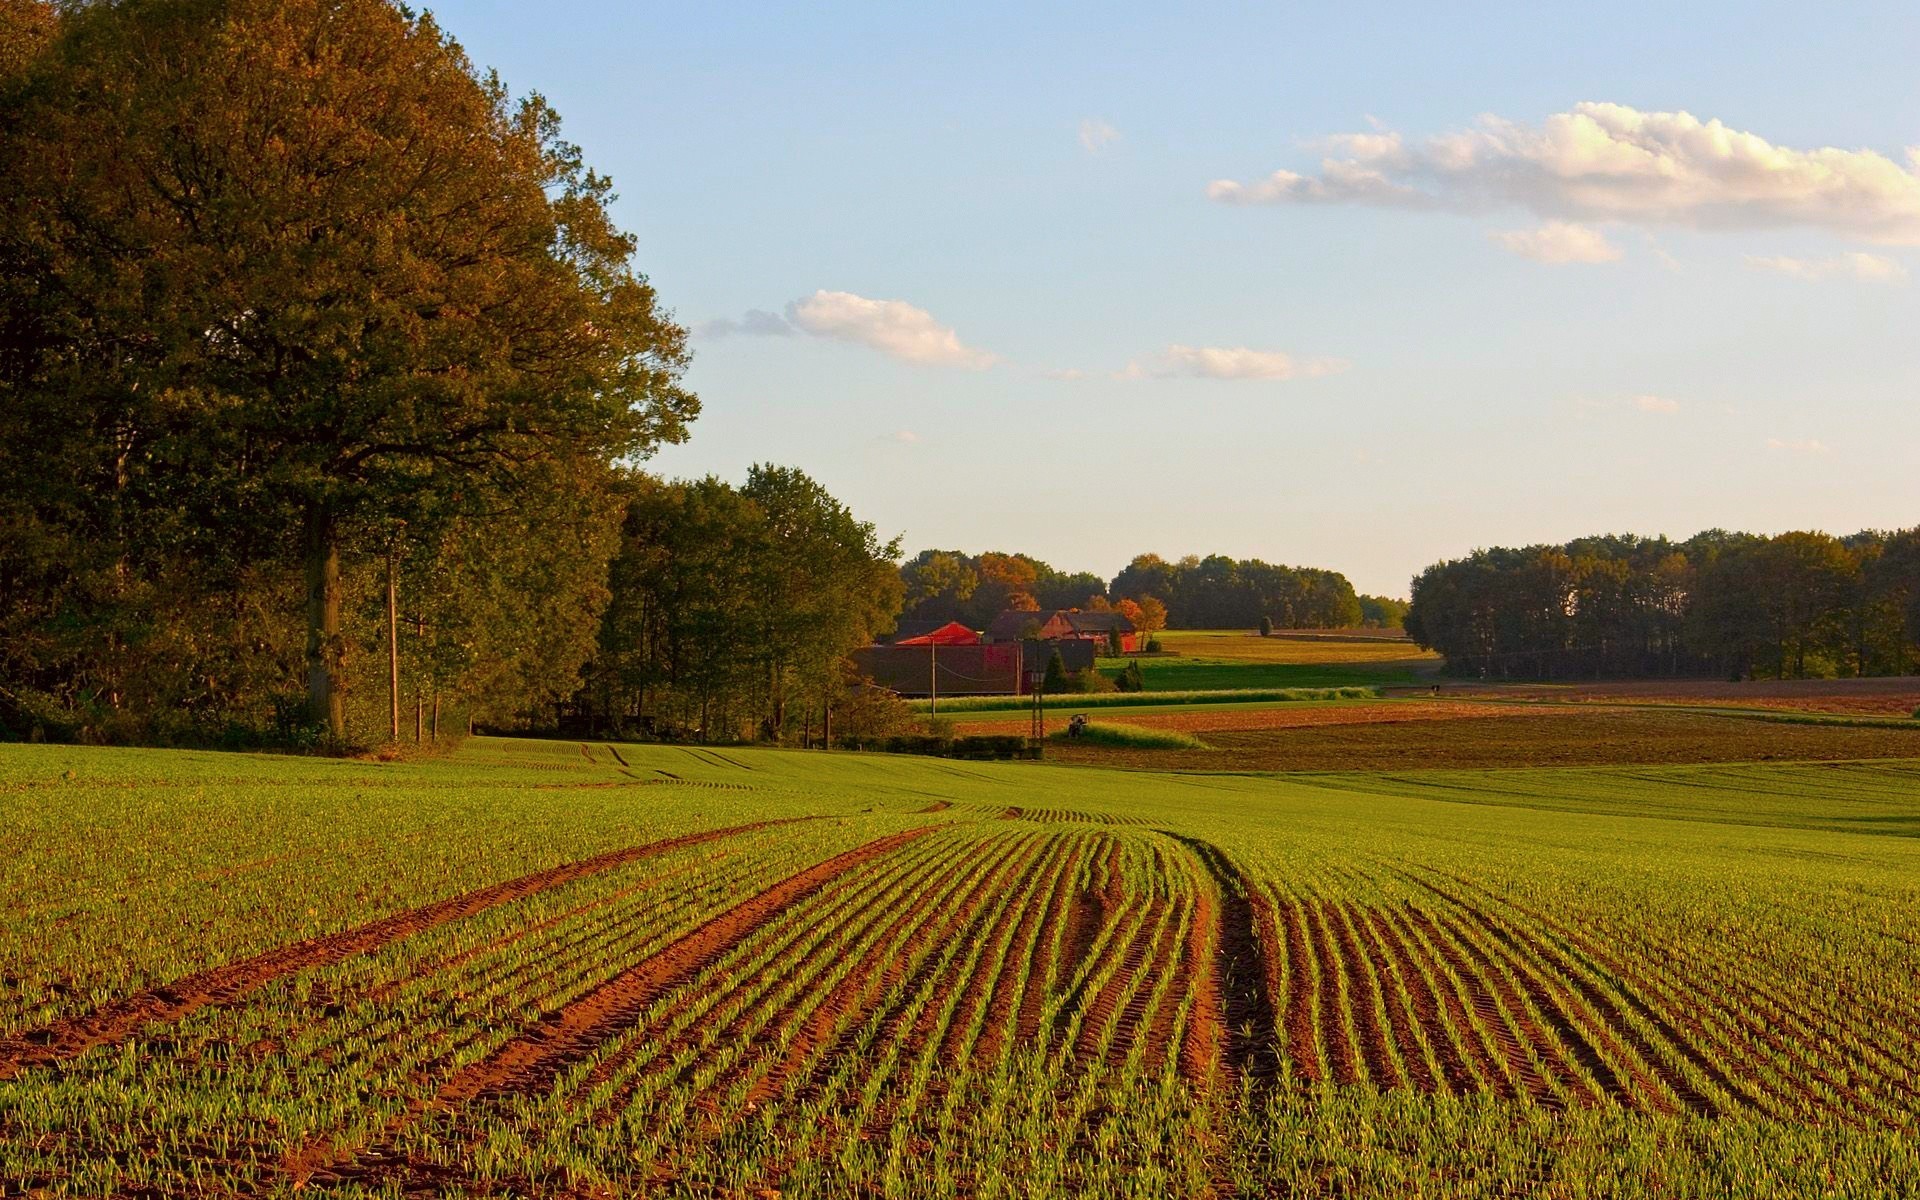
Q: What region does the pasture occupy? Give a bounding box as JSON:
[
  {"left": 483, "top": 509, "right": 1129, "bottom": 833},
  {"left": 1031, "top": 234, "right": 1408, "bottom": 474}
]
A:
[
  {"left": 3, "top": 737, "right": 1919, "bottom": 1197},
  {"left": 1104, "top": 630, "right": 1440, "bottom": 691}
]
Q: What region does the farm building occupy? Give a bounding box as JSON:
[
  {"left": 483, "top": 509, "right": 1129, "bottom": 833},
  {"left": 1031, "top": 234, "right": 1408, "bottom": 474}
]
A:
[
  {"left": 877, "top": 618, "right": 972, "bottom": 645},
  {"left": 893, "top": 621, "right": 981, "bottom": 646},
  {"left": 850, "top": 638, "right": 1094, "bottom": 697},
  {"left": 984, "top": 609, "right": 1142, "bottom": 652}
]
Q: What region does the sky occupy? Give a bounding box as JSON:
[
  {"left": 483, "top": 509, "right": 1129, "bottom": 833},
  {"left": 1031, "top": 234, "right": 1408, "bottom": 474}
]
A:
[{"left": 431, "top": 1, "right": 1920, "bottom": 597}]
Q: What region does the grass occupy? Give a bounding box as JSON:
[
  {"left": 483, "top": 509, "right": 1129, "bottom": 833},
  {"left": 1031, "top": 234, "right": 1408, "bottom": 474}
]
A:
[
  {"left": 2, "top": 735, "right": 1917, "bottom": 1196},
  {"left": 1107, "top": 628, "right": 1440, "bottom": 690},
  {"left": 1046, "top": 721, "right": 1207, "bottom": 750}
]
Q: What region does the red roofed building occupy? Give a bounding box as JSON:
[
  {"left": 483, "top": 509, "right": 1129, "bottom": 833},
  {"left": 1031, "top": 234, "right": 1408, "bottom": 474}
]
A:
[{"left": 893, "top": 621, "right": 981, "bottom": 646}]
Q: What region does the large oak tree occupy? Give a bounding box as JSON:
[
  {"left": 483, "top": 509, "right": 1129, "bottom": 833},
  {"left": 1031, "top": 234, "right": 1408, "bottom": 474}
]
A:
[{"left": 2, "top": 0, "right": 694, "bottom": 736}]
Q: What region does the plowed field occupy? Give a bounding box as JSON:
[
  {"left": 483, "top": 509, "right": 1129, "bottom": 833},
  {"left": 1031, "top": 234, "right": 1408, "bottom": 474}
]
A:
[{"left": 3, "top": 739, "right": 1918, "bottom": 1197}]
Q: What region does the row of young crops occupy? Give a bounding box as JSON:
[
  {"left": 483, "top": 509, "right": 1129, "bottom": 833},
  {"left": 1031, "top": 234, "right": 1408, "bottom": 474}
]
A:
[{"left": 4, "top": 801, "right": 1917, "bottom": 1194}]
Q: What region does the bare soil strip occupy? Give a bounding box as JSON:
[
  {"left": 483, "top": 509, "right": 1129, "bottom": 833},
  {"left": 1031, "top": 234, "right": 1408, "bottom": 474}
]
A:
[
  {"left": 0, "top": 820, "right": 810, "bottom": 1081},
  {"left": 1168, "top": 835, "right": 1282, "bottom": 1088},
  {"left": 1274, "top": 899, "right": 1323, "bottom": 1082}
]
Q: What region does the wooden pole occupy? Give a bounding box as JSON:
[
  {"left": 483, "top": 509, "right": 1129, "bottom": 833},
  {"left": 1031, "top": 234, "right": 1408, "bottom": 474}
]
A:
[
  {"left": 929, "top": 640, "right": 938, "bottom": 730},
  {"left": 385, "top": 544, "right": 400, "bottom": 743}
]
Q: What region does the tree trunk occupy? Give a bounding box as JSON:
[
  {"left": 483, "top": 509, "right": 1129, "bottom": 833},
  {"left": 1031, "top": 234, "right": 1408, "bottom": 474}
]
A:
[
  {"left": 431, "top": 692, "right": 440, "bottom": 741},
  {"left": 304, "top": 503, "right": 346, "bottom": 739}
]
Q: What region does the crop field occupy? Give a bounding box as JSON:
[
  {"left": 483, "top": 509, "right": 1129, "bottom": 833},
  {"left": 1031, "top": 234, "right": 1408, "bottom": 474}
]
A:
[
  {"left": 950, "top": 698, "right": 1539, "bottom": 737},
  {"left": 1441, "top": 675, "right": 1920, "bottom": 717},
  {"left": 4, "top": 739, "right": 1920, "bottom": 1197},
  {"left": 1107, "top": 631, "right": 1439, "bottom": 691}
]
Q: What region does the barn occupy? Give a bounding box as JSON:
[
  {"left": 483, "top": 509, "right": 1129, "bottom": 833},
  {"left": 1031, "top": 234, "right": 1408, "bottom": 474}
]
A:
[{"left": 983, "top": 609, "right": 1141, "bottom": 653}]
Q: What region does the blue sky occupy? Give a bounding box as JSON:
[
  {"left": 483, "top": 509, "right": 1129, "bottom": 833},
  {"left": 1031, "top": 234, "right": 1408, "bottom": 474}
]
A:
[{"left": 434, "top": 1, "right": 1920, "bottom": 596}]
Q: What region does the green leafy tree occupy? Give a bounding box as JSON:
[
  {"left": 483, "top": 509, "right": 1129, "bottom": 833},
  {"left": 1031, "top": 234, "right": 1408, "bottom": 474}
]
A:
[
  {"left": 2, "top": 0, "right": 694, "bottom": 738},
  {"left": 1042, "top": 650, "right": 1068, "bottom": 694}
]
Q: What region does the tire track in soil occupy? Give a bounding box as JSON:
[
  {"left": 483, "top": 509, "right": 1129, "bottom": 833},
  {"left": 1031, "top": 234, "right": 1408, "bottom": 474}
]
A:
[
  {"left": 586, "top": 833, "right": 975, "bottom": 1123},
  {"left": 1362, "top": 909, "right": 1472, "bottom": 1094},
  {"left": 0, "top": 820, "right": 814, "bottom": 1082},
  {"left": 1015, "top": 838, "right": 1090, "bottom": 1045},
  {"left": 1274, "top": 899, "right": 1322, "bottom": 1083},
  {"left": 1046, "top": 836, "right": 1125, "bottom": 1054},
  {"left": 1403, "top": 907, "right": 1557, "bottom": 1108},
  {"left": 1080, "top": 900, "right": 1172, "bottom": 1069},
  {"left": 940, "top": 835, "right": 1071, "bottom": 1071},
  {"left": 741, "top": 835, "right": 1034, "bottom": 1111},
  {"left": 1440, "top": 898, "right": 1673, "bottom": 1115},
  {"left": 1299, "top": 898, "right": 1361, "bottom": 1086},
  {"left": 1430, "top": 908, "right": 1608, "bottom": 1108},
  {"left": 286, "top": 827, "right": 935, "bottom": 1192},
  {"left": 1342, "top": 902, "right": 1434, "bottom": 1094},
  {"left": 1401, "top": 869, "right": 1756, "bottom": 1118},
  {"left": 1323, "top": 900, "right": 1401, "bottom": 1091},
  {"left": 1165, "top": 835, "right": 1281, "bottom": 1089}
]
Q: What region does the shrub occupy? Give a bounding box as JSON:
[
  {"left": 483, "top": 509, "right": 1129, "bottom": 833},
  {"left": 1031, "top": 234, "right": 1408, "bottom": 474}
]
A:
[
  {"left": 1114, "top": 661, "right": 1146, "bottom": 692},
  {"left": 1145, "top": 636, "right": 1163, "bottom": 653},
  {"left": 1064, "top": 668, "right": 1117, "bottom": 694},
  {"left": 1259, "top": 616, "right": 1273, "bottom": 637},
  {"left": 1911, "top": 705, "right": 1920, "bottom": 720},
  {"left": 1051, "top": 721, "right": 1205, "bottom": 750},
  {"left": 1042, "top": 650, "right": 1068, "bottom": 693}
]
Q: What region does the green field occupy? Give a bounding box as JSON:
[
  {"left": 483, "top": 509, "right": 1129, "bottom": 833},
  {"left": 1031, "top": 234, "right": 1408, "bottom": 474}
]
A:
[
  {"left": 3, "top": 738, "right": 1917, "bottom": 1196},
  {"left": 1103, "top": 630, "right": 1441, "bottom": 691}
]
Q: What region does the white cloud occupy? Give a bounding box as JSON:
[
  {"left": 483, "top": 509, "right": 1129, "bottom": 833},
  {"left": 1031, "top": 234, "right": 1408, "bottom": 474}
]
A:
[
  {"left": 1766, "top": 437, "right": 1831, "bottom": 455},
  {"left": 1745, "top": 252, "right": 1908, "bottom": 282},
  {"left": 785, "top": 290, "right": 996, "bottom": 370},
  {"left": 1491, "top": 221, "right": 1622, "bottom": 264},
  {"left": 1079, "top": 118, "right": 1120, "bottom": 154},
  {"left": 890, "top": 430, "right": 920, "bottom": 444},
  {"left": 1210, "top": 102, "right": 1920, "bottom": 243},
  {"left": 1121, "top": 344, "right": 1350, "bottom": 382},
  {"left": 694, "top": 308, "right": 794, "bottom": 338},
  {"left": 1632, "top": 394, "right": 1680, "bottom": 414}
]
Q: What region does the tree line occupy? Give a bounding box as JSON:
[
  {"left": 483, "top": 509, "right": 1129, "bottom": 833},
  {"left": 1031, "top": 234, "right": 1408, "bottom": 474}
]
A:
[
  {"left": 0, "top": 0, "right": 907, "bottom": 747},
  {"left": 1404, "top": 530, "right": 1920, "bottom": 680},
  {"left": 898, "top": 550, "right": 1394, "bottom": 632}
]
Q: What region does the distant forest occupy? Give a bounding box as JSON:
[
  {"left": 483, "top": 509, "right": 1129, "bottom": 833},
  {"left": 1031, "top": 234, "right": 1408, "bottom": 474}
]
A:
[
  {"left": 1405, "top": 530, "right": 1920, "bottom": 680},
  {"left": 898, "top": 550, "right": 1407, "bottom": 632}
]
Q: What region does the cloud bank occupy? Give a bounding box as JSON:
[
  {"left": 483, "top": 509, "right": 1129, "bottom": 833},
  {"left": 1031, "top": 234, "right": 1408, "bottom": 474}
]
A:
[{"left": 1209, "top": 103, "right": 1920, "bottom": 244}]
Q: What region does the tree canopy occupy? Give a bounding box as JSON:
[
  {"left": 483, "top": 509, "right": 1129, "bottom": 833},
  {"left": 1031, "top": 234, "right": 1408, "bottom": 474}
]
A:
[
  {"left": 0, "top": 0, "right": 693, "bottom": 742},
  {"left": 1404, "top": 529, "right": 1920, "bottom": 680}
]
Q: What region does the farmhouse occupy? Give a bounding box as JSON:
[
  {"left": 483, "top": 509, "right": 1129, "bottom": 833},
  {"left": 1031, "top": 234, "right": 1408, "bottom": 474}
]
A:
[
  {"left": 849, "top": 636, "right": 1094, "bottom": 697},
  {"left": 984, "top": 608, "right": 1141, "bottom": 652}
]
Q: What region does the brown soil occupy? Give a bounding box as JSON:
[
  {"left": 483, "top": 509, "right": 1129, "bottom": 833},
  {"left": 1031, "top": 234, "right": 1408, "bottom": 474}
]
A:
[
  {"left": 0, "top": 819, "right": 812, "bottom": 1081},
  {"left": 1015, "top": 840, "right": 1086, "bottom": 1045},
  {"left": 962, "top": 700, "right": 1528, "bottom": 737},
  {"left": 1433, "top": 675, "right": 1920, "bottom": 716},
  {"left": 1275, "top": 900, "right": 1322, "bottom": 1083},
  {"left": 1045, "top": 708, "right": 1920, "bottom": 772},
  {"left": 1340, "top": 902, "right": 1431, "bottom": 1092}
]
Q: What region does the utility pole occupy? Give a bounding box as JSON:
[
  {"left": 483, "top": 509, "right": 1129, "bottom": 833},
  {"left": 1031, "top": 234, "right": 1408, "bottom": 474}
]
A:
[
  {"left": 385, "top": 541, "right": 400, "bottom": 743},
  {"left": 929, "top": 639, "right": 938, "bottom": 730}
]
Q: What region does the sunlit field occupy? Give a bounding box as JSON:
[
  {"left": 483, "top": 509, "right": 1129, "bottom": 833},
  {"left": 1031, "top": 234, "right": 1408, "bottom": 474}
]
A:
[{"left": 4, "top": 738, "right": 1918, "bottom": 1197}]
